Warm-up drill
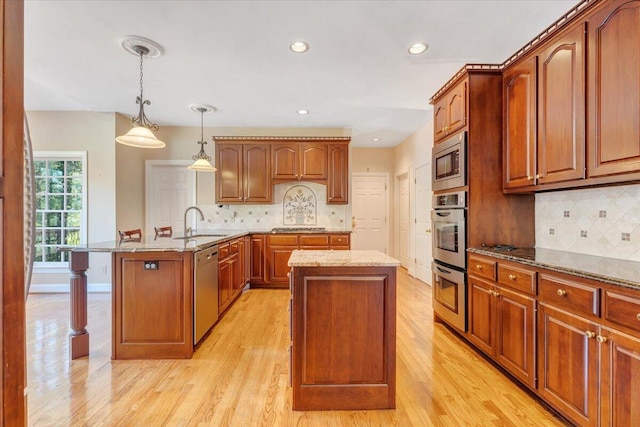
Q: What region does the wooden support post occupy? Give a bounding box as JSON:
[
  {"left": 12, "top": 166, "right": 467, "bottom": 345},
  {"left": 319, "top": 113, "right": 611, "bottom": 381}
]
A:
[{"left": 69, "top": 251, "right": 89, "bottom": 359}]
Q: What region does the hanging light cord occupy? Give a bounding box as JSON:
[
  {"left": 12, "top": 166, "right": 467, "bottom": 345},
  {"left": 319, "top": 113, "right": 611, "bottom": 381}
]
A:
[
  {"left": 192, "top": 108, "right": 212, "bottom": 162},
  {"left": 131, "top": 46, "right": 159, "bottom": 131}
]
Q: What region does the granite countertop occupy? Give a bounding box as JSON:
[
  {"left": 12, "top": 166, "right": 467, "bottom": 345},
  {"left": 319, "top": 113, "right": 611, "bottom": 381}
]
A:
[
  {"left": 288, "top": 250, "right": 401, "bottom": 267},
  {"left": 468, "top": 246, "right": 640, "bottom": 291}
]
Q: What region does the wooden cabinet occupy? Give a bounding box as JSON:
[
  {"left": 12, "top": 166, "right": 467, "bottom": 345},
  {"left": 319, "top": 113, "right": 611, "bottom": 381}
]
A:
[
  {"left": 272, "top": 143, "right": 327, "bottom": 181},
  {"left": 259, "top": 233, "right": 352, "bottom": 288},
  {"left": 468, "top": 255, "right": 537, "bottom": 389},
  {"left": 433, "top": 78, "right": 467, "bottom": 142},
  {"left": 112, "top": 252, "right": 193, "bottom": 359},
  {"left": 218, "top": 238, "right": 246, "bottom": 314},
  {"left": 290, "top": 264, "right": 396, "bottom": 410},
  {"left": 215, "top": 143, "right": 271, "bottom": 204},
  {"left": 537, "top": 23, "right": 586, "bottom": 185},
  {"left": 327, "top": 143, "right": 349, "bottom": 204},
  {"left": 250, "top": 234, "right": 266, "bottom": 284},
  {"left": 587, "top": 0, "right": 640, "bottom": 179}
]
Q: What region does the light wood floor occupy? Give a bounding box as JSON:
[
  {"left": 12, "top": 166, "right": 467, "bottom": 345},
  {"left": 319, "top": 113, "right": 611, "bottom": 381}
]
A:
[{"left": 26, "top": 268, "right": 566, "bottom": 426}]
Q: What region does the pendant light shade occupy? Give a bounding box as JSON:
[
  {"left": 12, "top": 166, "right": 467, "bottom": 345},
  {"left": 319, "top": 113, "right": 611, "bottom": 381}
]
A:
[
  {"left": 116, "top": 36, "right": 166, "bottom": 148},
  {"left": 188, "top": 104, "right": 217, "bottom": 172}
]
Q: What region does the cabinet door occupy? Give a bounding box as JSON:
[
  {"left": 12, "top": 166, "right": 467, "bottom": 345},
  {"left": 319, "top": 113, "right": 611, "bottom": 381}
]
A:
[
  {"left": 230, "top": 253, "right": 241, "bottom": 294},
  {"left": 504, "top": 57, "right": 537, "bottom": 189},
  {"left": 268, "top": 247, "right": 297, "bottom": 284},
  {"left": 600, "top": 327, "right": 640, "bottom": 427},
  {"left": 537, "top": 24, "right": 585, "bottom": 185},
  {"left": 244, "top": 235, "right": 251, "bottom": 284},
  {"left": 538, "top": 303, "right": 599, "bottom": 426},
  {"left": 216, "top": 144, "right": 243, "bottom": 203},
  {"left": 250, "top": 235, "right": 266, "bottom": 283},
  {"left": 468, "top": 276, "right": 496, "bottom": 356},
  {"left": 235, "top": 241, "right": 244, "bottom": 293},
  {"left": 588, "top": 0, "right": 640, "bottom": 178},
  {"left": 218, "top": 258, "right": 231, "bottom": 313},
  {"left": 496, "top": 286, "right": 537, "bottom": 389},
  {"left": 300, "top": 143, "right": 327, "bottom": 180},
  {"left": 433, "top": 98, "right": 448, "bottom": 142},
  {"left": 327, "top": 144, "right": 349, "bottom": 204},
  {"left": 272, "top": 144, "right": 299, "bottom": 180},
  {"left": 244, "top": 144, "right": 271, "bottom": 202},
  {"left": 446, "top": 80, "right": 467, "bottom": 136}
]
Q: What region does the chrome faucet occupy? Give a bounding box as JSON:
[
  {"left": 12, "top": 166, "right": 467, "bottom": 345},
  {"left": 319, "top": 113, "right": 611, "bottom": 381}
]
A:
[{"left": 184, "top": 206, "right": 204, "bottom": 238}]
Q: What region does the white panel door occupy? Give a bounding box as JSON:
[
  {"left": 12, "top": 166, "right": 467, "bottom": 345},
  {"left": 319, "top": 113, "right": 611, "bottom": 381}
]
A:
[
  {"left": 351, "top": 174, "right": 388, "bottom": 253},
  {"left": 146, "top": 162, "right": 196, "bottom": 236},
  {"left": 414, "top": 163, "right": 432, "bottom": 285},
  {"left": 398, "top": 173, "right": 410, "bottom": 268}
]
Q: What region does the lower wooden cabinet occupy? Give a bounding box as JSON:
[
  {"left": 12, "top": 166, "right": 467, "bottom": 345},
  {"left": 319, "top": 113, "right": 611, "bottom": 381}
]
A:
[
  {"left": 218, "top": 237, "right": 246, "bottom": 314},
  {"left": 468, "top": 258, "right": 537, "bottom": 389}
]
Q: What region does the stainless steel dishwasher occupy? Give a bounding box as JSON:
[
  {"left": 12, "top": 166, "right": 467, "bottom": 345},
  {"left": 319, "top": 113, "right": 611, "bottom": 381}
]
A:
[{"left": 194, "top": 245, "right": 219, "bottom": 344}]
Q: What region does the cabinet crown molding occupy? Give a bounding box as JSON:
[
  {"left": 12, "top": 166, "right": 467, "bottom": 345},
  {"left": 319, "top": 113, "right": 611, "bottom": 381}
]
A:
[{"left": 212, "top": 136, "right": 350, "bottom": 143}]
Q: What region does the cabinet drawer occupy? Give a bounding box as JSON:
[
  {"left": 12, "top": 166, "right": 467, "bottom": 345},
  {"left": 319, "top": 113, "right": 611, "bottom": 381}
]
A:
[
  {"left": 539, "top": 273, "right": 599, "bottom": 317},
  {"left": 219, "top": 243, "right": 230, "bottom": 259},
  {"left": 230, "top": 240, "right": 239, "bottom": 254},
  {"left": 468, "top": 255, "right": 497, "bottom": 281},
  {"left": 268, "top": 235, "right": 299, "bottom": 246},
  {"left": 498, "top": 263, "right": 537, "bottom": 295},
  {"left": 299, "top": 234, "right": 329, "bottom": 246},
  {"left": 603, "top": 289, "right": 640, "bottom": 333},
  {"left": 330, "top": 234, "right": 350, "bottom": 247}
]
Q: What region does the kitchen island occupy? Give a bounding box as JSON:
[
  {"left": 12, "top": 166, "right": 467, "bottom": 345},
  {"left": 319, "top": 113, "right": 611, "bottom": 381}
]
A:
[
  {"left": 64, "top": 230, "right": 249, "bottom": 360},
  {"left": 287, "top": 250, "right": 400, "bottom": 411}
]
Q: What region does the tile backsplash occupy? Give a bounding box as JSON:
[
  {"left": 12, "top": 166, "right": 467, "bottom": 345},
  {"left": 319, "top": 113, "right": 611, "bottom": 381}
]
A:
[
  {"left": 535, "top": 184, "right": 640, "bottom": 261},
  {"left": 197, "top": 182, "right": 348, "bottom": 231}
]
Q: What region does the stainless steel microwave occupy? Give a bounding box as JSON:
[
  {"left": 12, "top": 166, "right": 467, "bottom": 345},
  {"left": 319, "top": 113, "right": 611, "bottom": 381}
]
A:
[{"left": 432, "top": 131, "right": 466, "bottom": 191}]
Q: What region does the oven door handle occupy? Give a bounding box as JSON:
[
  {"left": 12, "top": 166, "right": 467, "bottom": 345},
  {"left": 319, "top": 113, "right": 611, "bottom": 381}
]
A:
[
  {"left": 435, "top": 211, "right": 452, "bottom": 217},
  {"left": 436, "top": 266, "right": 452, "bottom": 274}
]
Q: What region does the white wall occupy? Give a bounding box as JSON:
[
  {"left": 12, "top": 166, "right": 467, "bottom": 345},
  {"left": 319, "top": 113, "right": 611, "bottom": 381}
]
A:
[{"left": 27, "top": 111, "right": 116, "bottom": 291}]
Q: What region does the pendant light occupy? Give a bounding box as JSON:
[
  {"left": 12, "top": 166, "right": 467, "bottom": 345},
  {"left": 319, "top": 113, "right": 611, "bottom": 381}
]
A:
[
  {"left": 116, "top": 36, "right": 165, "bottom": 148},
  {"left": 188, "top": 104, "right": 217, "bottom": 172}
]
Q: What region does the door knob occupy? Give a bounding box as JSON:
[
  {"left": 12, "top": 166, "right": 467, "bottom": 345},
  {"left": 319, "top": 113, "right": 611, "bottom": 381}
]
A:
[{"left": 426, "top": 229, "right": 432, "bottom": 233}]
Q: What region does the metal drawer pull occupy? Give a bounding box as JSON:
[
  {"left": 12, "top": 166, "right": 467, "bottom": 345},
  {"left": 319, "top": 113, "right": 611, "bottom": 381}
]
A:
[
  {"left": 637, "top": 313, "right": 640, "bottom": 322},
  {"left": 585, "top": 331, "right": 596, "bottom": 339},
  {"left": 557, "top": 289, "right": 567, "bottom": 297},
  {"left": 508, "top": 274, "right": 516, "bottom": 280},
  {"left": 596, "top": 335, "right": 608, "bottom": 344},
  {"left": 476, "top": 264, "right": 483, "bottom": 270}
]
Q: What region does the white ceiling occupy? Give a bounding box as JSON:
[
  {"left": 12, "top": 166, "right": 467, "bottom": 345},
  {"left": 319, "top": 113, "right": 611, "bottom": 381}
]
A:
[{"left": 24, "top": 0, "right": 578, "bottom": 148}]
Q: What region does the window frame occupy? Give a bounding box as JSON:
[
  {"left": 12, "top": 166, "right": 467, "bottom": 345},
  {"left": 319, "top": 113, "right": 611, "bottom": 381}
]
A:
[{"left": 32, "top": 151, "right": 88, "bottom": 273}]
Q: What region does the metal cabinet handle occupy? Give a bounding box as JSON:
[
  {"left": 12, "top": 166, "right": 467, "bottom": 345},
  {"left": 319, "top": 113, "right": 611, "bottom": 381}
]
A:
[
  {"left": 596, "top": 335, "right": 608, "bottom": 344},
  {"left": 637, "top": 313, "right": 640, "bottom": 322},
  {"left": 508, "top": 274, "right": 516, "bottom": 281},
  {"left": 476, "top": 264, "right": 483, "bottom": 270},
  {"left": 585, "top": 331, "right": 596, "bottom": 339},
  {"left": 557, "top": 289, "right": 567, "bottom": 297}
]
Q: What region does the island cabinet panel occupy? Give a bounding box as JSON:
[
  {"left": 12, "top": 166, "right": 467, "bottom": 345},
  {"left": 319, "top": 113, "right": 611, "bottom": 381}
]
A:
[
  {"left": 291, "top": 266, "right": 396, "bottom": 410},
  {"left": 538, "top": 303, "right": 599, "bottom": 426},
  {"left": 587, "top": 0, "right": 640, "bottom": 178},
  {"left": 537, "top": 23, "right": 586, "bottom": 185},
  {"left": 503, "top": 57, "right": 537, "bottom": 189},
  {"left": 113, "top": 252, "right": 193, "bottom": 359}
]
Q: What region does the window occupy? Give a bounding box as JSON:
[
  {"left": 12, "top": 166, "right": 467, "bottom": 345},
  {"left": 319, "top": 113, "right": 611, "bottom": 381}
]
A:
[{"left": 33, "top": 151, "right": 87, "bottom": 270}]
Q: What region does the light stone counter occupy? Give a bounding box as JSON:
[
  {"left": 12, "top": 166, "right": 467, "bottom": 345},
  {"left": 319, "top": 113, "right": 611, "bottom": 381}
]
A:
[{"left": 288, "top": 249, "right": 401, "bottom": 267}]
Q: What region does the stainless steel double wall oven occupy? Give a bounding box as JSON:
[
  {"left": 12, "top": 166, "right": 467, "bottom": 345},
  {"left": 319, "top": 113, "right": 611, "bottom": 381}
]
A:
[{"left": 431, "top": 131, "right": 468, "bottom": 331}]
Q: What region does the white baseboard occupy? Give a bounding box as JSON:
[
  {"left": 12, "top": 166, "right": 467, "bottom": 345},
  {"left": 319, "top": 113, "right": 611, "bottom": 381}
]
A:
[{"left": 29, "top": 282, "right": 111, "bottom": 293}]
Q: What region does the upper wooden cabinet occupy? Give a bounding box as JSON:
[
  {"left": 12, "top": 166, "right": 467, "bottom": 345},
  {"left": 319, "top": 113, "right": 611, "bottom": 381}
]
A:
[
  {"left": 272, "top": 143, "right": 327, "bottom": 181},
  {"left": 216, "top": 143, "right": 271, "bottom": 204},
  {"left": 504, "top": 24, "right": 586, "bottom": 191},
  {"left": 327, "top": 144, "right": 349, "bottom": 204},
  {"left": 587, "top": 0, "right": 640, "bottom": 178},
  {"left": 433, "top": 78, "right": 467, "bottom": 142}
]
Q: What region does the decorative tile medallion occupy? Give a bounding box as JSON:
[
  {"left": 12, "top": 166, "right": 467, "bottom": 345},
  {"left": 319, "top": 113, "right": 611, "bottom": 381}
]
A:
[{"left": 283, "top": 185, "right": 317, "bottom": 225}]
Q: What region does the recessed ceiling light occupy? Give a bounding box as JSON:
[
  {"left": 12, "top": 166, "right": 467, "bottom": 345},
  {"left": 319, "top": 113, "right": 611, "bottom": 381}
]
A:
[
  {"left": 371, "top": 138, "right": 381, "bottom": 142},
  {"left": 297, "top": 109, "right": 309, "bottom": 115},
  {"left": 290, "top": 41, "right": 310, "bottom": 53},
  {"left": 408, "top": 42, "right": 429, "bottom": 55}
]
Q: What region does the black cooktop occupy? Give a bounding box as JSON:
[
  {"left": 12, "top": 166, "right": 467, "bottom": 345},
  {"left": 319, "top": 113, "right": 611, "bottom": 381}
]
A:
[{"left": 271, "top": 227, "right": 326, "bottom": 233}]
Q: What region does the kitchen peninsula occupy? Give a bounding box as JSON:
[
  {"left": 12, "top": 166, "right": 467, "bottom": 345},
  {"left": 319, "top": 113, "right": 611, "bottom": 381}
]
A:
[
  {"left": 288, "top": 250, "right": 400, "bottom": 410},
  {"left": 65, "top": 228, "right": 352, "bottom": 360}
]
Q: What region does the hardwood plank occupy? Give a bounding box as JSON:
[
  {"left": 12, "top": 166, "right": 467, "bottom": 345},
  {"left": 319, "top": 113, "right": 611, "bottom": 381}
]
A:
[{"left": 26, "top": 268, "right": 566, "bottom": 426}]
